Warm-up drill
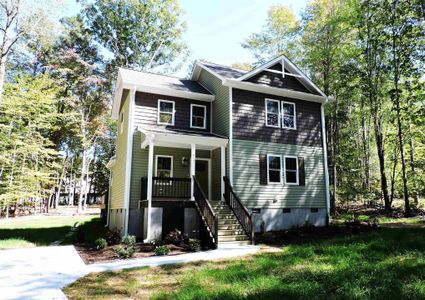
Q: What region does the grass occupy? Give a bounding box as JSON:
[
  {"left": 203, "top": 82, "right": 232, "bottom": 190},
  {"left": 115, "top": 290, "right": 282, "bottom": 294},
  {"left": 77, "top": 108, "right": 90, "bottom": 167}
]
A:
[
  {"left": 334, "top": 212, "right": 424, "bottom": 224},
  {"left": 64, "top": 226, "right": 425, "bottom": 300},
  {"left": 0, "top": 215, "right": 103, "bottom": 249}
]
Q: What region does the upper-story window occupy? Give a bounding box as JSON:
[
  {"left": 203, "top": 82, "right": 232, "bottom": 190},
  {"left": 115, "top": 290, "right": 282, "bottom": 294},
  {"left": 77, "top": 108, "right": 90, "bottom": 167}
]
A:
[
  {"left": 264, "top": 99, "right": 296, "bottom": 129},
  {"left": 158, "top": 100, "right": 175, "bottom": 126},
  {"left": 265, "top": 99, "right": 280, "bottom": 128},
  {"left": 190, "top": 104, "right": 207, "bottom": 129},
  {"left": 120, "top": 112, "right": 124, "bottom": 134},
  {"left": 282, "top": 101, "right": 296, "bottom": 129}
]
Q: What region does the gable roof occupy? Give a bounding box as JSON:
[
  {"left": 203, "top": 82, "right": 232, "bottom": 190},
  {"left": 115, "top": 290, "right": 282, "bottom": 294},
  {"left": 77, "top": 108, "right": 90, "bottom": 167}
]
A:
[
  {"left": 112, "top": 68, "right": 214, "bottom": 119},
  {"left": 191, "top": 55, "right": 330, "bottom": 102}
]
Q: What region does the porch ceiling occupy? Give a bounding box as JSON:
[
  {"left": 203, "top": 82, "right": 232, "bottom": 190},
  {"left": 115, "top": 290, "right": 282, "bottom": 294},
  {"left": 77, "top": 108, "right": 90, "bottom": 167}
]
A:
[{"left": 137, "top": 126, "right": 228, "bottom": 150}]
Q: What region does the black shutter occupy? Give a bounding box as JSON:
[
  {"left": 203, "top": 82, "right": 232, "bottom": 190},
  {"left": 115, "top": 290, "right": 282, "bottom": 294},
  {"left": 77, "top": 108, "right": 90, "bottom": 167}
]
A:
[
  {"left": 259, "top": 154, "right": 267, "bottom": 185},
  {"left": 298, "top": 157, "right": 305, "bottom": 186}
]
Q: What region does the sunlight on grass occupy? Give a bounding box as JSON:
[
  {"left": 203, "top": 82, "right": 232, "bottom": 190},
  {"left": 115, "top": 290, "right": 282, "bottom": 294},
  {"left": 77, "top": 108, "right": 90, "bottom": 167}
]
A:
[
  {"left": 0, "top": 237, "right": 35, "bottom": 249},
  {"left": 64, "top": 227, "right": 425, "bottom": 300}
]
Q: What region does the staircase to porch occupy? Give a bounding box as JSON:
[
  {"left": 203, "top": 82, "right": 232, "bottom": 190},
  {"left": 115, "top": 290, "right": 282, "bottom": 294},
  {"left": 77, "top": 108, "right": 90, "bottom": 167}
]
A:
[{"left": 193, "top": 176, "right": 254, "bottom": 248}]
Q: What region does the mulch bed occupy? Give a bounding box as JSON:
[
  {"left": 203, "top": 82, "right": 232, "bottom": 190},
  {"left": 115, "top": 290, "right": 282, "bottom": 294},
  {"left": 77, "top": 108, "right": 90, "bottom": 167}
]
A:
[
  {"left": 255, "top": 222, "right": 378, "bottom": 247},
  {"left": 76, "top": 243, "right": 189, "bottom": 264}
]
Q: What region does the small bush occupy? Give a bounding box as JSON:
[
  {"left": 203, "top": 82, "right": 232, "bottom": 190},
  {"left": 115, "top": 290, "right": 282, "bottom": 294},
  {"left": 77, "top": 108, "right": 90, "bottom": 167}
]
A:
[
  {"left": 154, "top": 245, "right": 170, "bottom": 256},
  {"left": 114, "top": 245, "right": 135, "bottom": 259},
  {"left": 164, "top": 229, "right": 188, "bottom": 246},
  {"left": 122, "top": 235, "right": 136, "bottom": 247},
  {"left": 188, "top": 239, "right": 201, "bottom": 252},
  {"left": 106, "top": 229, "right": 121, "bottom": 245},
  {"left": 94, "top": 238, "right": 107, "bottom": 250}
]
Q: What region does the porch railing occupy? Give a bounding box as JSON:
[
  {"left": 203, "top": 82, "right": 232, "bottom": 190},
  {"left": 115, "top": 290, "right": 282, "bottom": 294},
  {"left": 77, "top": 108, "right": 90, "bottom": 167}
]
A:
[
  {"left": 141, "top": 177, "right": 191, "bottom": 200},
  {"left": 223, "top": 176, "right": 255, "bottom": 244},
  {"left": 193, "top": 176, "right": 218, "bottom": 248}
]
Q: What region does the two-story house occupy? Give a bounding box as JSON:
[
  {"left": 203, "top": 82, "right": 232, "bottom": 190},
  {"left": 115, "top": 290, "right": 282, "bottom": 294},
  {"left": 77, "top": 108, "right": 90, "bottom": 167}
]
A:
[{"left": 107, "top": 55, "right": 331, "bottom": 247}]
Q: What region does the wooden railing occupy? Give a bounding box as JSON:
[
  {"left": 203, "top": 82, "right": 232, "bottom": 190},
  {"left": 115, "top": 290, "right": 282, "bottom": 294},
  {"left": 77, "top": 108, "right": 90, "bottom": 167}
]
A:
[
  {"left": 141, "top": 177, "right": 191, "bottom": 200},
  {"left": 193, "top": 176, "right": 218, "bottom": 248},
  {"left": 223, "top": 176, "right": 255, "bottom": 244}
]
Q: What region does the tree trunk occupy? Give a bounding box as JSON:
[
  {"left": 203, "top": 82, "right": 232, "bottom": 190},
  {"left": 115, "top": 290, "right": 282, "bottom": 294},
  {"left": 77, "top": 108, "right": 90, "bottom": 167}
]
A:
[
  {"left": 390, "top": 140, "right": 399, "bottom": 205},
  {"left": 374, "top": 120, "right": 391, "bottom": 211},
  {"left": 77, "top": 149, "right": 87, "bottom": 213},
  {"left": 409, "top": 131, "right": 420, "bottom": 205}
]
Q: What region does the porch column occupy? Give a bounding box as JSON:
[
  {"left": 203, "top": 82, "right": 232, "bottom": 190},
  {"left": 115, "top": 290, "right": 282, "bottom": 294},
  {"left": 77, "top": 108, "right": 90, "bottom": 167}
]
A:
[
  {"left": 145, "top": 139, "right": 154, "bottom": 241},
  {"left": 221, "top": 145, "right": 226, "bottom": 201},
  {"left": 190, "top": 143, "right": 196, "bottom": 200}
]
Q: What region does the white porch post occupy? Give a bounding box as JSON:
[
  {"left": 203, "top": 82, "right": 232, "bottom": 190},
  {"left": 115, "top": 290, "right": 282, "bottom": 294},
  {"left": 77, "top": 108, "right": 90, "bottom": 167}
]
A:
[
  {"left": 145, "top": 139, "right": 154, "bottom": 242},
  {"left": 220, "top": 145, "right": 226, "bottom": 201},
  {"left": 190, "top": 143, "right": 196, "bottom": 200}
]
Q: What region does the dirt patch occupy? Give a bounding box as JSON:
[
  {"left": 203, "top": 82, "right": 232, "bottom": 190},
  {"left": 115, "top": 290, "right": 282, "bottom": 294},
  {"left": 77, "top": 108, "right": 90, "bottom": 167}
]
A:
[
  {"left": 255, "top": 223, "right": 377, "bottom": 247},
  {"left": 76, "top": 243, "right": 189, "bottom": 264}
]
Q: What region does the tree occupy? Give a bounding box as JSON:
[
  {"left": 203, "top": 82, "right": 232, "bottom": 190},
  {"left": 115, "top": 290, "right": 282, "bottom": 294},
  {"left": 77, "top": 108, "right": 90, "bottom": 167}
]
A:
[{"left": 242, "top": 5, "right": 301, "bottom": 65}]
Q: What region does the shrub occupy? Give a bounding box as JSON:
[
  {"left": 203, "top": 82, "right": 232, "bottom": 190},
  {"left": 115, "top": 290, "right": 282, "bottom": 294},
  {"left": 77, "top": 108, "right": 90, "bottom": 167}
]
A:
[
  {"left": 154, "top": 245, "right": 170, "bottom": 256},
  {"left": 94, "top": 238, "right": 107, "bottom": 250},
  {"left": 114, "top": 245, "right": 135, "bottom": 259},
  {"left": 188, "top": 239, "right": 201, "bottom": 252},
  {"left": 122, "top": 235, "right": 136, "bottom": 247},
  {"left": 164, "top": 229, "right": 188, "bottom": 246},
  {"left": 106, "top": 229, "right": 121, "bottom": 245}
]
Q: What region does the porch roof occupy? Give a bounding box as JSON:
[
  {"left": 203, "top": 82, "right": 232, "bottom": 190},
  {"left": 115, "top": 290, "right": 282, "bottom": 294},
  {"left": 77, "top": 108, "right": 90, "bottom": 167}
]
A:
[{"left": 137, "top": 126, "right": 228, "bottom": 150}]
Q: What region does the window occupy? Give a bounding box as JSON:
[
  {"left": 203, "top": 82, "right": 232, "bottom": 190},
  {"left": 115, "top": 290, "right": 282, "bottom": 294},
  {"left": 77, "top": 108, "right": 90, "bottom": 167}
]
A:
[
  {"left": 158, "top": 100, "right": 175, "bottom": 125},
  {"left": 267, "top": 154, "right": 282, "bottom": 183},
  {"left": 265, "top": 99, "right": 280, "bottom": 127},
  {"left": 190, "top": 104, "right": 206, "bottom": 129},
  {"left": 284, "top": 156, "right": 298, "bottom": 185},
  {"left": 282, "top": 102, "right": 296, "bottom": 129},
  {"left": 155, "top": 155, "right": 173, "bottom": 178},
  {"left": 120, "top": 112, "right": 124, "bottom": 134}
]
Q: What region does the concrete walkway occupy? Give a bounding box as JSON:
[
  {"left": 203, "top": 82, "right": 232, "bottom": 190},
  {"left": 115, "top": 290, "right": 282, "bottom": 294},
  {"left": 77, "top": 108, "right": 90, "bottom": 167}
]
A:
[{"left": 0, "top": 244, "right": 259, "bottom": 300}]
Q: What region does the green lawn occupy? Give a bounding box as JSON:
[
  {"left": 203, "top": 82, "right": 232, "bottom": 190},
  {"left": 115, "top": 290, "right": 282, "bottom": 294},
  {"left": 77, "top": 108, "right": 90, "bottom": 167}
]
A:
[
  {"left": 65, "top": 227, "right": 425, "bottom": 300},
  {"left": 333, "top": 212, "right": 425, "bottom": 224},
  {"left": 0, "top": 215, "right": 103, "bottom": 249}
]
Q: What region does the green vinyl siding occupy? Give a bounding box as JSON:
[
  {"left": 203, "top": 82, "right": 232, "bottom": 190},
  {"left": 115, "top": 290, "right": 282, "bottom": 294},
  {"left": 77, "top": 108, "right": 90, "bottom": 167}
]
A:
[
  {"left": 110, "top": 90, "right": 130, "bottom": 209},
  {"left": 129, "top": 134, "right": 211, "bottom": 209},
  {"left": 232, "top": 139, "right": 326, "bottom": 208},
  {"left": 197, "top": 69, "right": 229, "bottom": 137}
]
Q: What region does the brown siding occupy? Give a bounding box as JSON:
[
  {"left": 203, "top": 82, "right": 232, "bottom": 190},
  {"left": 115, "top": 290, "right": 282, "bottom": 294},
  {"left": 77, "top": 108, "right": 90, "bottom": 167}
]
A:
[
  {"left": 232, "top": 89, "right": 322, "bottom": 147},
  {"left": 134, "top": 92, "right": 211, "bottom": 132}
]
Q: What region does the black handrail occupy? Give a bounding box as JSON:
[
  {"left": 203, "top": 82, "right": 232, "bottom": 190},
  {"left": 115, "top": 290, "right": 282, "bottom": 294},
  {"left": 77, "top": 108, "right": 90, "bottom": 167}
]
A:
[
  {"left": 223, "top": 176, "right": 255, "bottom": 244},
  {"left": 141, "top": 177, "right": 191, "bottom": 200},
  {"left": 193, "top": 176, "right": 218, "bottom": 248}
]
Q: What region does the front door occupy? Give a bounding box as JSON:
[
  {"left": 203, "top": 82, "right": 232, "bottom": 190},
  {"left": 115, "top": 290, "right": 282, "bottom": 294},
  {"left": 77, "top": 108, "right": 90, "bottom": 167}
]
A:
[{"left": 195, "top": 159, "right": 209, "bottom": 199}]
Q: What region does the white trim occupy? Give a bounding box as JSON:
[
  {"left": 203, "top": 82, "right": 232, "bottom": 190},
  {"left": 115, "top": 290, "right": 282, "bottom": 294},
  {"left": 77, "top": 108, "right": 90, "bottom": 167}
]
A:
[
  {"left": 190, "top": 144, "right": 196, "bottom": 200},
  {"left": 238, "top": 56, "right": 284, "bottom": 81},
  {"left": 195, "top": 158, "right": 212, "bottom": 200},
  {"left": 223, "top": 79, "right": 327, "bottom": 103},
  {"left": 264, "top": 98, "right": 281, "bottom": 128},
  {"left": 281, "top": 101, "right": 297, "bottom": 130},
  {"left": 321, "top": 104, "right": 331, "bottom": 221},
  {"left": 266, "top": 154, "right": 283, "bottom": 184},
  {"left": 155, "top": 155, "right": 173, "bottom": 177},
  {"left": 228, "top": 87, "right": 233, "bottom": 184},
  {"left": 123, "top": 87, "right": 135, "bottom": 236},
  {"left": 157, "top": 99, "right": 175, "bottom": 126},
  {"left": 144, "top": 139, "right": 154, "bottom": 242},
  {"left": 284, "top": 155, "right": 299, "bottom": 185},
  {"left": 191, "top": 61, "right": 225, "bottom": 82},
  {"left": 190, "top": 104, "right": 207, "bottom": 129}
]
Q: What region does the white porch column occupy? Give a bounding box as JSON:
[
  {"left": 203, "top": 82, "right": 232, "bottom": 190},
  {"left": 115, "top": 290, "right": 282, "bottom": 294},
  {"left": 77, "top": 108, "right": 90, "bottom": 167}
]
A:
[
  {"left": 190, "top": 143, "right": 196, "bottom": 200},
  {"left": 145, "top": 139, "right": 154, "bottom": 242},
  {"left": 220, "top": 145, "right": 226, "bottom": 201}
]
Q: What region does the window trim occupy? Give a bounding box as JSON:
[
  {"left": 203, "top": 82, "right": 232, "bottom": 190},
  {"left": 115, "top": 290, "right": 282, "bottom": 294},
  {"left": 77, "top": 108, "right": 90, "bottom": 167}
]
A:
[
  {"left": 155, "top": 155, "right": 173, "bottom": 177},
  {"left": 284, "top": 155, "right": 299, "bottom": 185},
  {"left": 281, "top": 101, "right": 297, "bottom": 130},
  {"left": 120, "top": 112, "right": 124, "bottom": 134},
  {"left": 157, "top": 99, "right": 175, "bottom": 126},
  {"left": 265, "top": 98, "right": 281, "bottom": 128},
  {"left": 266, "top": 154, "right": 282, "bottom": 184},
  {"left": 190, "top": 104, "right": 207, "bottom": 129}
]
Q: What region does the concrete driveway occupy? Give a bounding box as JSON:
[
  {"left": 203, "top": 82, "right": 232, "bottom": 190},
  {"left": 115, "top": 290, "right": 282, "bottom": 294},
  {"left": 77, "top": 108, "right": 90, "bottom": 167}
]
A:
[
  {"left": 0, "top": 244, "right": 259, "bottom": 300},
  {"left": 0, "top": 246, "right": 88, "bottom": 300}
]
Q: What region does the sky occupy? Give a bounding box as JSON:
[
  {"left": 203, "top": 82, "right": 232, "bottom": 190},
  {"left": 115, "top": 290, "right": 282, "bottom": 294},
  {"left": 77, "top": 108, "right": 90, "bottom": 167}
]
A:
[{"left": 64, "top": 0, "right": 308, "bottom": 77}]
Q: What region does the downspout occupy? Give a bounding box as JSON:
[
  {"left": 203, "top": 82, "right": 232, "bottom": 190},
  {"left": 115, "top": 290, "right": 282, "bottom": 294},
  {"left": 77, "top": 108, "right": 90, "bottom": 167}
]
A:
[
  {"left": 105, "top": 169, "right": 112, "bottom": 227},
  {"left": 228, "top": 87, "right": 233, "bottom": 184},
  {"left": 124, "top": 88, "right": 136, "bottom": 236},
  {"left": 321, "top": 103, "right": 331, "bottom": 223}
]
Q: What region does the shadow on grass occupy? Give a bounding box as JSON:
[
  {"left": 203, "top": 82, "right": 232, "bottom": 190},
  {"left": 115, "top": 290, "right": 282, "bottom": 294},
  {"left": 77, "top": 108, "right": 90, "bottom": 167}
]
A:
[{"left": 0, "top": 217, "right": 105, "bottom": 247}]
